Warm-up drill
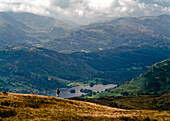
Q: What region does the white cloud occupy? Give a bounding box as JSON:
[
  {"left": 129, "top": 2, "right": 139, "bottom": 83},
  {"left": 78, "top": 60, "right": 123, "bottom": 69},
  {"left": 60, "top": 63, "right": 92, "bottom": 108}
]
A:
[
  {"left": 75, "top": 9, "right": 84, "bottom": 16},
  {"left": 88, "top": 0, "right": 114, "bottom": 10},
  {"left": 0, "top": 0, "right": 51, "bottom": 15},
  {"left": 0, "top": 0, "right": 169, "bottom": 24}
]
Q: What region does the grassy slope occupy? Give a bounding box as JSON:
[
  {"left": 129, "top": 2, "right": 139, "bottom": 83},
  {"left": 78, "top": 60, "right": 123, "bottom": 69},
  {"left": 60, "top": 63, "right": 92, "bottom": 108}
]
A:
[
  {"left": 0, "top": 92, "right": 170, "bottom": 121},
  {"left": 71, "top": 94, "right": 170, "bottom": 110},
  {"left": 94, "top": 59, "right": 170, "bottom": 97}
]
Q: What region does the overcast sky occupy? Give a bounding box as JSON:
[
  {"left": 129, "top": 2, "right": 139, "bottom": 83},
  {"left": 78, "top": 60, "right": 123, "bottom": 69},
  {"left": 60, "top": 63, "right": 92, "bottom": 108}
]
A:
[{"left": 0, "top": 0, "right": 169, "bottom": 25}]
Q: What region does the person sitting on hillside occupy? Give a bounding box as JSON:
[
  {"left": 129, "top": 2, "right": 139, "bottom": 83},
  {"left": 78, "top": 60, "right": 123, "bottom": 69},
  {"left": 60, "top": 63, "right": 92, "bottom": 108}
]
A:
[{"left": 56, "top": 88, "right": 60, "bottom": 97}]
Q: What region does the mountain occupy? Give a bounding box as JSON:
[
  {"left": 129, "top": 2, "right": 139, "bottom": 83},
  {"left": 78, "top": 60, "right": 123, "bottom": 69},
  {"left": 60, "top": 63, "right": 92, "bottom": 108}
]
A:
[
  {"left": 7, "top": 12, "right": 72, "bottom": 37},
  {"left": 0, "top": 13, "right": 169, "bottom": 94},
  {"left": 0, "top": 12, "right": 35, "bottom": 46},
  {"left": 0, "top": 92, "right": 169, "bottom": 120},
  {"left": 71, "top": 46, "right": 169, "bottom": 84},
  {"left": 48, "top": 14, "right": 170, "bottom": 53},
  {"left": 0, "top": 12, "right": 72, "bottom": 48},
  {"left": 1, "top": 13, "right": 169, "bottom": 53},
  {"left": 93, "top": 59, "right": 170, "bottom": 98},
  {"left": 0, "top": 46, "right": 97, "bottom": 94}
]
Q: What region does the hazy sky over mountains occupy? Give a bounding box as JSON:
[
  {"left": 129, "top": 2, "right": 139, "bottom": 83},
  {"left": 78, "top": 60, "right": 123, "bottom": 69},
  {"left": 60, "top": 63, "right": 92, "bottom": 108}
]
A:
[{"left": 0, "top": 0, "right": 169, "bottom": 24}]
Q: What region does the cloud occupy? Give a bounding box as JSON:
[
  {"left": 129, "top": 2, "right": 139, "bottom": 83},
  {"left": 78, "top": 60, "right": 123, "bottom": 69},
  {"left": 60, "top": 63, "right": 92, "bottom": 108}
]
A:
[
  {"left": 0, "top": 0, "right": 169, "bottom": 24},
  {"left": 88, "top": 0, "right": 114, "bottom": 10},
  {"left": 0, "top": 0, "right": 51, "bottom": 15},
  {"left": 154, "top": 0, "right": 170, "bottom": 2},
  {"left": 51, "top": 0, "right": 70, "bottom": 8}
]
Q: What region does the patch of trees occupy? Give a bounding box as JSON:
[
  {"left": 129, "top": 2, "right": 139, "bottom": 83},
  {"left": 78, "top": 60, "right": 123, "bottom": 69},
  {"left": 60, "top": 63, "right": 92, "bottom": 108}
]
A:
[
  {"left": 80, "top": 89, "right": 92, "bottom": 93},
  {"left": 80, "top": 88, "right": 97, "bottom": 97},
  {"left": 69, "top": 89, "right": 76, "bottom": 93},
  {"left": 90, "top": 83, "right": 94, "bottom": 87}
]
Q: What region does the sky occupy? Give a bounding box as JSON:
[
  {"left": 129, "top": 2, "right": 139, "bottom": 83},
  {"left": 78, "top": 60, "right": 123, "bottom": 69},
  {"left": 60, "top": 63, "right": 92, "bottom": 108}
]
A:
[{"left": 0, "top": 0, "right": 170, "bottom": 25}]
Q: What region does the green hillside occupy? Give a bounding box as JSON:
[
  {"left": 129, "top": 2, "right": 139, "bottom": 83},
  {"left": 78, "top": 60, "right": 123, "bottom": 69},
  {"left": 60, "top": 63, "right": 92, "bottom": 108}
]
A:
[
  {"left": 93, "top": 59, "right": 170, "bottom": 97},
  {"left": 0, "top": 46, "right": 97, "bottom": 94}
]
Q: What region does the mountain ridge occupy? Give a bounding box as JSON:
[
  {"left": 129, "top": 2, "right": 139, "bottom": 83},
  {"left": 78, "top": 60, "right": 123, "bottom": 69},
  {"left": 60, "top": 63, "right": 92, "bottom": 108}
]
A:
[
  {"left": 0, "top": 12, "right": 169, "bottom": 53},
  {"left": 0, "top": 12, "right": 72, "bottom": 48},
  {"left": 48, "top": 14, "right": 170, "bottom": 53}
]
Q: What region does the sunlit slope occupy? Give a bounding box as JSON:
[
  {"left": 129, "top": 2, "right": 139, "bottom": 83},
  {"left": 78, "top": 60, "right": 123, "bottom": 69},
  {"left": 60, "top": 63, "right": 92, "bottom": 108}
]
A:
[
  {"left": 0, "top": 92, "right": 169, "bottom": 121},
  {"left": 72, "top": 94, "right": 170, "bottom": 110}
]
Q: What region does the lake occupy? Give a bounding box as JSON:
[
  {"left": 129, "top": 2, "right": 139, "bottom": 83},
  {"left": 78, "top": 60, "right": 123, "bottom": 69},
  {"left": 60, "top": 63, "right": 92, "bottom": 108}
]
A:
[{"left": 49, "top": 84, "right": 117, "bottom": 98}]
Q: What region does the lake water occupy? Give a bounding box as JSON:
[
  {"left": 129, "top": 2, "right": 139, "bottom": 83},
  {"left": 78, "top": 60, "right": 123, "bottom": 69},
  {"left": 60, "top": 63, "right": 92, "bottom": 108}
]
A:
[{"left": 49, "top": 84, "right": 117, "bottom": 98}]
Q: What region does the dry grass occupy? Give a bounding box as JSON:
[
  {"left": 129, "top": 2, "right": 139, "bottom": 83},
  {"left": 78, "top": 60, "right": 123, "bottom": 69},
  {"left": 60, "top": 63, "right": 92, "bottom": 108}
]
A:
[
  {"left": 72, "top": 94, "right": 170, "bottom": 110},
  {"left": 0, "top": 92, "right": 170, "bottom": 121}
]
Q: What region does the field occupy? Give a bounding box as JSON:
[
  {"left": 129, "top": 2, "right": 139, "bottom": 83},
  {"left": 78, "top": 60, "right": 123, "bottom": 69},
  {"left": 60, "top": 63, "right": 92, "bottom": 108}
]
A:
[{"left": 0, "top": 92, "right": 170, "bottom": 121}]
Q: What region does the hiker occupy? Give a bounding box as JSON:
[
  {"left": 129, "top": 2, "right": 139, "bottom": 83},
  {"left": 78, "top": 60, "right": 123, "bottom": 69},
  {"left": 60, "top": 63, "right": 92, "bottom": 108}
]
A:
[{"left": 56, "top": 88, "right": 60, "bottom": 97}]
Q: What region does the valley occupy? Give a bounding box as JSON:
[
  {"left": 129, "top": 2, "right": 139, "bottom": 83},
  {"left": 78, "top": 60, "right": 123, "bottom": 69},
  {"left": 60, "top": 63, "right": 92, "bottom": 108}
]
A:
[
  {"left": 0, "top": 12, "right": 169, "bottom": 98},
  {"left": 0, "top": 46, "right": 169, "bottom": 95},
  {"left": 0, "top": 1, "right": 170, "bottom": 120}
]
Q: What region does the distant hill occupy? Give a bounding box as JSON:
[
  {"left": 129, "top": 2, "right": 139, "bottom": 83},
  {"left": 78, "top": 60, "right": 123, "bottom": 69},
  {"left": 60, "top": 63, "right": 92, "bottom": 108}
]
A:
[
  {"left": 7, "top": 12, "right": 71, "bottom": 37},
  {"left": 0, "top": 46, "right": 97, "bottom": 94},
  {"left": 48, "top": 14, "right": 170, "bottom": 53},
  {"left": 94, "top": 59, "right": 170, "bottom": 97},
  {"left": 0, "top": 12, "right": 35, "bottom": 46},
  {"left": 0, "top": 92, "right": 169, "bottom": 120},
  {"left": 0, "top": 12, "right": 71, "bottom": 48},
  {"left": 0, "top": 13, "right": 169, "bottom": 53}
]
